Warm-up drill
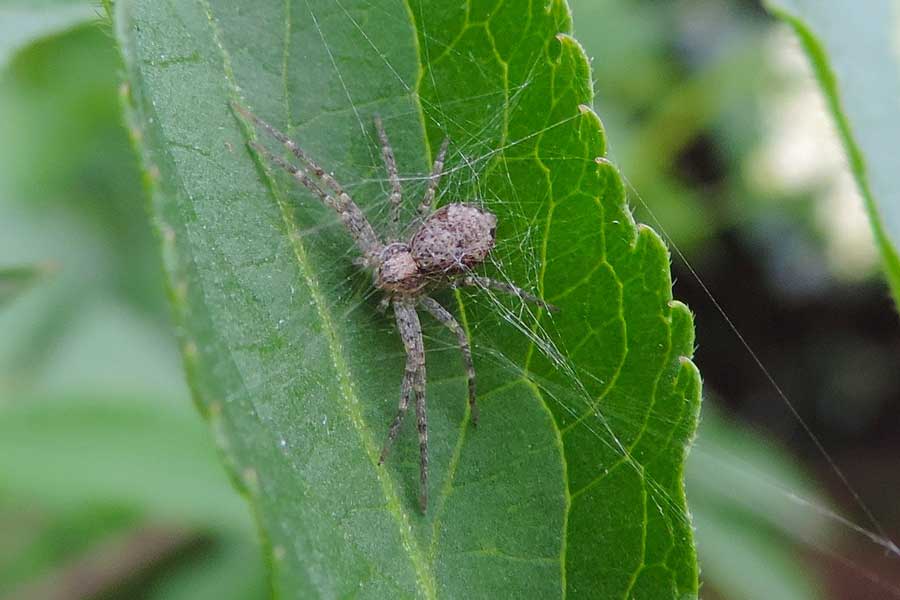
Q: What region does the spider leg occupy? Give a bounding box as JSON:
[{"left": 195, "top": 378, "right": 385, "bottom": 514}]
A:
[
  {"left": 413, "top": 354, "right": 428, "bottom": 512},
  {"left": 390, "top": 299, "right": 430, "bottom": 511},
  {"left": 374, "top": 115, "right": 403, "bottom": 240},
  {"left": 236, "top": 103, "right": 340, "bottom": 193},
  {"left": 419, "top": 296, "right": 478, "bottom": 427},
  {"left": 417, "top": 137, "right": 450, "bottom": 217},
  {"left": 377, "top": 360, "right": 413, "bottom": 465},
  {"left": 376, "top": 294, "right": 392, "bottom": 313},
  {"left": 457, "top": 275, "right": 559, "bottom": 312},
  {"left": 235, "top": 103, "right": 383, "bottom": 260}
]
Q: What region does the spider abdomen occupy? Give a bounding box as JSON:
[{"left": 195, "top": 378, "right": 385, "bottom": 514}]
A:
[{"left": 410, "top": 203, "right": 497, "bottom": 274}]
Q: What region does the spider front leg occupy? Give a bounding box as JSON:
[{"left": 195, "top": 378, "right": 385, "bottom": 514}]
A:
[
  {"left": 374, "top": 115, "right": 403, "bottom": 240},
  {"left": 420, "top": 296, "right": 478, "bottom": 427},
  {"left": 385, "top": 299, "right": 430, "bottom": 511},
  {"left": 417, "top": 137, "right": 450, "bottom": 218},
  {"left": 409, "top": 138, "right": 450, "bottom": 230},
  {"left": 233, "top": 103, "right": 383, "bottom": 261}
]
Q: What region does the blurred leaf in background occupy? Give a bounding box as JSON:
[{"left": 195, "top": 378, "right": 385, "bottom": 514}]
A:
[
  {"left": 0, "top": 1, "right": 98, "bottom": 71},
  {"left": 0, "top": 264, "right": 54, "bottom": 307},
  {"left": 0, "top": 10, "right": 265, "bottom": 599},
  {"left": 764, "top": 0, "right": 900, "bottom": 309},
  {"left": 687, "top": 405, "right": 830, "bottom": 600}
]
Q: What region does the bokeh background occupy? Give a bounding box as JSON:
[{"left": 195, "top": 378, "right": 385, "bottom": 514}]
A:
[{"left": 1, "top": 1, "right": 897, "bottom": 599}]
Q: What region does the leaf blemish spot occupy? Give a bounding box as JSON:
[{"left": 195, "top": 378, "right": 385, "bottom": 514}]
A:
[
  {"left": 160, "top": 224, "right": 175, "bottom": 243},
  {"left": 243, "top": 467, "right": 259, "bottom": 489},
  {"left": 174, "top": 280, "right": 188, "bottom": 303}
]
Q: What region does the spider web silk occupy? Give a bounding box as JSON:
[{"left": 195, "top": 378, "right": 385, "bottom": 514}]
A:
[{"left": 248, "top": 0, "right": 900, "bottom": 595}]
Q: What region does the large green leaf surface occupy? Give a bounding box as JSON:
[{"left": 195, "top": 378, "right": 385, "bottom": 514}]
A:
[
  {"left": 765, "top": 0, "right": 900, "bottom": 308},
  {"left": 114, "top": 0, "right": 701, "bottom": 597}
]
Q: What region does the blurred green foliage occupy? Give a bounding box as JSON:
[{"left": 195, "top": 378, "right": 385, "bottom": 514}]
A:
[
  {"left": 0, "top": 18, "right": 264, "bottom": 600},
  {"left": 0, "top": 2, "right": 97, "bottom": 70},
  {"left": 765, "top": 0, "right": 900, "bottom": 308}
]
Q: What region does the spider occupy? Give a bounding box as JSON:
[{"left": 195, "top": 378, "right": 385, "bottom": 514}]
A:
[{"left": 235, "top": 104, "right": 556, "bottom": 511}]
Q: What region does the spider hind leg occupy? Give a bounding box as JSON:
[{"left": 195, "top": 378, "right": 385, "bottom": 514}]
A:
[
  {"left": 378, "top": 365, "right": 413, "bottom": 465},
  {"left": 420, "top": 296, "right": 478, "bottom": 427},
  {"left": 387, "top": 299, "right": 430, "bottom": 511}
]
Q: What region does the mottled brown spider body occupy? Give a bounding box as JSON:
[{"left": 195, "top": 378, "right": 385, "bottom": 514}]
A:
[
  {"left": 378, "top": 203, "right": 498, "bottom": 294},
  {"left": 236, "top": 104, "right": 554, "bottom": 511},
  {"left": 410, "top": 203, "right": 497, "bottom": 272},
  {"left": 376, "top": 243, "right": 423, "bottom": 293}
]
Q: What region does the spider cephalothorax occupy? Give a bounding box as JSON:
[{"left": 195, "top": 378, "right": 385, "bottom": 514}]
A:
[{"left": 236, "top": 104, "right": 555, "bottom": 511}]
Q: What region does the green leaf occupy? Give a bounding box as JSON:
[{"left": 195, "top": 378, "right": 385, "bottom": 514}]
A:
[
  {"left": 693, "top": 508, "right": 820, "bottom": 600},
  {"left": 0, "top": 2, "right": 98, "bottom": 71},
  {"left": 764, "top": 0, "right": 900, "bottom": 309},
  {"left": 0, "top": 393, "right": 252, "bottom": 534},
  {"left": 147, "top": 535, "right": 266, "bottom": 600},
  {"left": 0, "top": 501, "right": 136, "bottom": 596},
  {"left": 687, "top": 408, "right": 829, "bottom": 600},
  {"left": 113, "top": 0, "right": 701, "bottom": 596}
]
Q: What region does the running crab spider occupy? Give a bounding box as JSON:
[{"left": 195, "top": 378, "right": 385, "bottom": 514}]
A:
[{"left": 234, "top": 104, "right": 557, "bottom": 511}]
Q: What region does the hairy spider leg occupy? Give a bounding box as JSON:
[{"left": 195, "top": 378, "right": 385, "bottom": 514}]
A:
[
  {"left": 236, "top": 103, "right": 383, "bottom": 260},
  {"left": 374, "top": 115, "right": 404, "bottom": 241},
  {"left": 413, "top": 360, "right": 428, "bottom": 512},
  {"left": 378, "top": 360, "right": 413, "bottom": 465},
  {"left": 458, "top": 275, "right": 559, "bottom": 312},
  {"left": 420, "top": 296, "right": 478, "bottom": 427},
  {"left": 417, "top": 137, "right": 450, "bottom": 218},
  {"left": 248, "top": 141, "right": 382, "bottom": 262},
  {"left": 390, "top": 299, "right": 429, "bottom": 510}
]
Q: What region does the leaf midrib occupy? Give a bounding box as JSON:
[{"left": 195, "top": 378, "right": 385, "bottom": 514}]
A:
[{"left": 198, "top": 0, "right": 438, "bottom": 596}]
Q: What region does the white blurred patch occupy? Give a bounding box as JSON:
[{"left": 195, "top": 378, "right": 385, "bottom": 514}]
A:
[{"left": 747, "top": 26, "right": 878, "bottom": 280}]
